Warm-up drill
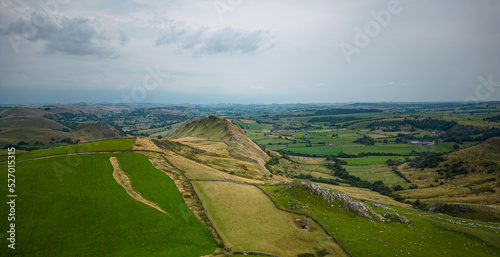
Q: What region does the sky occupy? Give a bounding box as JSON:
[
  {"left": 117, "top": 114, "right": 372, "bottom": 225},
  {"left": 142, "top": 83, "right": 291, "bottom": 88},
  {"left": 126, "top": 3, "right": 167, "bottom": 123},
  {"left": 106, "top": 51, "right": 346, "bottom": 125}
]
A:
[{"left": 0, "top": 0, "right": 499, "bottom": 105}]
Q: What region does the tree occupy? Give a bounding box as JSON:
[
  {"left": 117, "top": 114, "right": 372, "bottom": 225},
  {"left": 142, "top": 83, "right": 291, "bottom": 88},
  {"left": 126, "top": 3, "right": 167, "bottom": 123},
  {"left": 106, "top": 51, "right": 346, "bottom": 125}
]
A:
[
  {"left": 157, "top": 135, "right": 163, "bottom": 139},
  {"left": 353, "top": 135, "right": 375, "bottom": 146},
  {"left": 453, "top": 144, "right": 460, "bottom": 150}
]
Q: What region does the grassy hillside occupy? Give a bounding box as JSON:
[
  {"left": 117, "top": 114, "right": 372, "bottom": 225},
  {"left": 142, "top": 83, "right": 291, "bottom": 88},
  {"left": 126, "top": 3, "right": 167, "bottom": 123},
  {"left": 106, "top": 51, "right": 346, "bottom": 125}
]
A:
[
  {"left": 0, "top": 107, "right": 122, "bottom": 146},
  {"left": 166, "top": 115, "right": 270, "bottom": 176},
  {"left": 72, "top": 121, "right": 124, "bottom": 141},
  {"left": 262, "top": 181, "right": 500, "bottom": 257},
  {"left": 0, "top": 107, "right": 71, "bottom": 146},
  {"left": 0, "top": 153, "right": 216, "bottom": 256},
  {"left": 399, "top": 137, "right": 500, "bottom": 217}
]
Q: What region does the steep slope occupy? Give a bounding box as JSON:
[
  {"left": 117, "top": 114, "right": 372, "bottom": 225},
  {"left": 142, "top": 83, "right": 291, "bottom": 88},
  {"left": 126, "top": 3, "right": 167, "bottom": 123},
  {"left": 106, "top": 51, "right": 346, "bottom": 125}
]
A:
[{"left": 166, "top": 115, "right": 270, "bottom": 173}]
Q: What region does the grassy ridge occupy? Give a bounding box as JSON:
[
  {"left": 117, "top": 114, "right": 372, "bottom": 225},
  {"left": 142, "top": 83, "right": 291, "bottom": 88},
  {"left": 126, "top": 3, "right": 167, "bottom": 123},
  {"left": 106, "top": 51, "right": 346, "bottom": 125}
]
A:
[{"left": 0, "top": 153, "right": 216, "bottom": 256}]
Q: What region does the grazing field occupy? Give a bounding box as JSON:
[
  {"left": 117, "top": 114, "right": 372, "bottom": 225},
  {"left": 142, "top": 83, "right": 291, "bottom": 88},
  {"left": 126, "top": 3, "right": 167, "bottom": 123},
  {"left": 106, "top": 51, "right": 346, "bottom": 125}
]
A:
[
  {"left": 343, "top": 156, "right": 407, "bottom": 165},
  {"left": 345, "top": 164, "right": 411, "bottom": 187},
  {"left": 16, "top": 144, "right": 79, "bottom": 160},
  {"left": 193, "top": 181, "right": 348, "bottom": 256},
  {"left": 78, "top": 137, "right": 135, "bottom": 152},
  {"left": 233, "top": 121, "right": 271, "bottom": 131},
  {"left": 284, "top": 145, "right": 343, "bottom": 156},
  {"left": 262, "top": 183, "right": 500, "bottom": 257},
  {"left": 0, "top": 153, "right": 217, "bottom": 256}
]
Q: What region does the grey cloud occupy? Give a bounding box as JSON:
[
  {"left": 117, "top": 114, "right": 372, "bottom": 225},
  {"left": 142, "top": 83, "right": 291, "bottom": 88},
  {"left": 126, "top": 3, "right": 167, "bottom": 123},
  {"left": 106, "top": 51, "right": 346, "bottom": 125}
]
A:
[
  {"left": 155, "top": 20, "right": 273, "bottom": 55},
  {"left": 155, "top": 21, "right": 207, "bottom": 50},
  {"left": 202, "top": 28, "right": 273, "bottom": 54},
  {"left": 117, "top": 29, "right": 130, "bottom": 47},
  {"left": 4, "top": 12, "right": 129, "bottom": 57}
]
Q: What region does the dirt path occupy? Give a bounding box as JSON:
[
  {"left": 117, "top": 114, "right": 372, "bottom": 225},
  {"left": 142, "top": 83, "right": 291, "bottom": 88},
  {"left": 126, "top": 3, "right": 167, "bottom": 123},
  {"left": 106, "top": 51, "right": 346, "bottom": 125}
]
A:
[{"left": 109, "top": 157, "right": 167, "bottom": 214}]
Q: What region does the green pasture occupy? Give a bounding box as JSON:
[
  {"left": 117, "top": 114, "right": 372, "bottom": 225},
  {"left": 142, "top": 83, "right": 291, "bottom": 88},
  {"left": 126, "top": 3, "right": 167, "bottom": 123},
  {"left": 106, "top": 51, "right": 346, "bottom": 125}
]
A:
[
  {"left": 343, "top": 156, "right": 408, "bottom": 166},
  {"left": 345, "top": 164, "right": 410, "bottom": 187},
  {"left": 16, "top": 144, "right": 79, "bottom": 160},
  {"left": 233, "top": 121, "right": 270, "bottom": 131},
  {"left": 78, "top": 137, "right": 135, "bottom": 152},
  {"left": 0, "top": 153, "right": 216, "bottom": 256}
]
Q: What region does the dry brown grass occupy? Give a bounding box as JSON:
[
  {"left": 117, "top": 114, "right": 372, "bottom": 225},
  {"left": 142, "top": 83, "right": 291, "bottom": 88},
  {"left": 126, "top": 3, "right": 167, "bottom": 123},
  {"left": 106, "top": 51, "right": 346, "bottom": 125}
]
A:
[
  {"left": 165, "top": 152, "right": 265, "bottom": 183},
  {"left": 131, "top": 136, "right": 163, "bottom": 152},
  {"left": 173, "top": 137, "right": 231, "bottom": 156}
]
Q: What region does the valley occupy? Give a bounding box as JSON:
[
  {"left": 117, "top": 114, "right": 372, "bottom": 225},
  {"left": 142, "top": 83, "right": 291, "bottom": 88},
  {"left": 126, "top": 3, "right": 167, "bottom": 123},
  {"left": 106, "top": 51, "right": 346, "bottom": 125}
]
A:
[{"left": 1, "top": 102, "right": 499, "bottom": 256}]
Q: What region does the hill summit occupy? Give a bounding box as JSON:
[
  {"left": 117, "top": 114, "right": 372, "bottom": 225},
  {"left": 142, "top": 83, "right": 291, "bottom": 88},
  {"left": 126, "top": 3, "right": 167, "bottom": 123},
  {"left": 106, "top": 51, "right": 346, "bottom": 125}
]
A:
[{"left": 167, "top": 115, "right": 270, "bottom": 172}]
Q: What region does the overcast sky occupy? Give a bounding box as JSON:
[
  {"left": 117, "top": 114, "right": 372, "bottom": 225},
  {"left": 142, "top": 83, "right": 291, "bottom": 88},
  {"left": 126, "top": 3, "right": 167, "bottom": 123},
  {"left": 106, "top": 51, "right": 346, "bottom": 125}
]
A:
[{"left": 0, "top": 0, "right": 499, "bottom": 104}]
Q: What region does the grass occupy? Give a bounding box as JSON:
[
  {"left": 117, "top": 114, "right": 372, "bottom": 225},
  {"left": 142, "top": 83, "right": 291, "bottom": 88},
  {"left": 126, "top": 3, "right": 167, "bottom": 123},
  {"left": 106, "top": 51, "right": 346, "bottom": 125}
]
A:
[
  {"left": 341, "top": 143, "right": 417, "bottom": 155},
  {"left": 285, "top": 145, "right": 343, "bottom": 156},
  {"left": 165, "top": 153, "right": 263, "bottom": 183},
  {"left": 16, "top": 144, "right": 80, "bottom": 160},
  {"left": 319, "top": 183, "right": 411, "bottom": 207},
  {"left": 343, "top": 156, "right": 409, "bottom": 165},
  {"left": 233, "top": 121, "right": 270, "bottom": 131},
  {"left": 262, "top": 183, "right": 500, "bottom": 257},
  {"left": 193, "top": 181, "right": 348, "bottom": 256},
  {"left": 345, "top": 164, "right": 411, "bottom": 187},
  {"left": 0, "top": 153, "right": 216, "bottom": 256},
  {"left": 78, "top": 137, "right": 135, "bottom": 152}
]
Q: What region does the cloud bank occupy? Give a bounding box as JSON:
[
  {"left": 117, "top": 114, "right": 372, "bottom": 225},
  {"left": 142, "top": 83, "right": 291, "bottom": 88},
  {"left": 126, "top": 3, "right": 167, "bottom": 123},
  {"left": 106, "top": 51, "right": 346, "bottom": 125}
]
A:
[
  {"left": 155, "top": 20, "right": 273, "bottom": 55},
  {"left": 4, "top": 12, "right": 129, "bottom": 57}
]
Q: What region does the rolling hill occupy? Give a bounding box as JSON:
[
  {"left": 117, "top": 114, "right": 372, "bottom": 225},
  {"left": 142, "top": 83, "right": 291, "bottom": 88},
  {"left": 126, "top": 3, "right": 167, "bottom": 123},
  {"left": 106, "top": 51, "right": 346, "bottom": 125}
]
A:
[
  {"left": 72, "top": 121, "right": 124, "bottom": 142},
  {"left": 0, "top": 106, "right": 124, "bottom": 146},
  {"left": 399, "top": 137, "right": 500, "bottom": 221},
  {"left": 0, "top": 106, "right": 71, "bottom": 145},
  {"left": 166, "top": 115, "right": 270, "bottom": 175}
]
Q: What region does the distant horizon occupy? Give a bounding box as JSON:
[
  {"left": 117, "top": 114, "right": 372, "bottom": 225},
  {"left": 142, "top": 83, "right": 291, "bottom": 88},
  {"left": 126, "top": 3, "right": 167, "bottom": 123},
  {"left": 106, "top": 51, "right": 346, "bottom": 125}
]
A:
[{"left": 1, "top": 100, "right": 499, "bottom": 107}]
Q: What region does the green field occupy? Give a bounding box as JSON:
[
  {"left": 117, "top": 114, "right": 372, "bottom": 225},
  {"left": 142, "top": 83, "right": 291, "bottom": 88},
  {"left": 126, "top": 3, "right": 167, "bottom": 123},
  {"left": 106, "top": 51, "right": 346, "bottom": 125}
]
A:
[
  {"left": 262, "top": 183, "right": 500, "bottom": 257},
  {"left": 78, "top": 137, "right": 135, "bottom": 152},
  {"left": 16, "top": 144, "right": 79, "bottom": 160},
  {"left": 343, "top": 156, "right": 407, "bottom": 165},
  {"left": 0, "top": 153, "right": 216, "bottom": 256},
  {"left": 345, "top": 164, "right": 410, "bottom": 187},
  {"left": 285, "top": 145, "right": 343, "bottom": 156},
  {"left": 233, "top": 121, "right": 271, "bottom": 131}
]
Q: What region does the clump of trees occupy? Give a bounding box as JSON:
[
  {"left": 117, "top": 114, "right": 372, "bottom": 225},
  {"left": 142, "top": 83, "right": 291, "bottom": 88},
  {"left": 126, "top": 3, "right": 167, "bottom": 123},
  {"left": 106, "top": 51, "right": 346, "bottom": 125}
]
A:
[
  {"left": 353, "top": 135, "right": 375, "bottom": 146},
  {"left": 322, "top": 157, "right": 406, "bottom": 202},
  {"left": 408, "top": 152, "right": 444, "bottom": 169}
]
